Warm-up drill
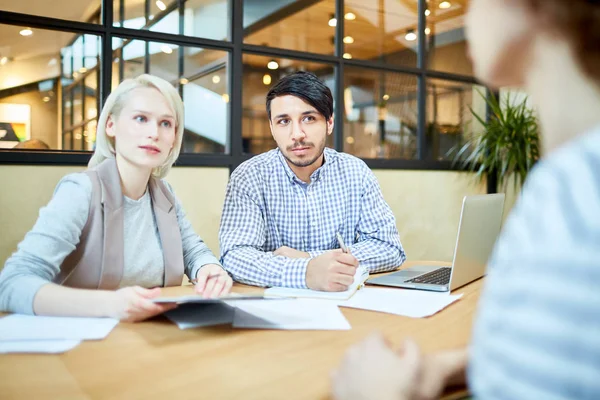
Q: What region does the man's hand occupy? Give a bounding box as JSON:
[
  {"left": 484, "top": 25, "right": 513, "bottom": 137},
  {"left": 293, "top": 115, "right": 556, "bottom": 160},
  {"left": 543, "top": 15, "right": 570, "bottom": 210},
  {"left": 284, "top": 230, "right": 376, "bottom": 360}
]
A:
[
  {"left": 305, "top": 249, "right": 358, "bottom": 291},
  {"left": 194, "top": 264, "right": 233, "bottom": 298},
  {"left": 274, "top": 246, "right": 310, "bottom": 259},
  {"left": 331, "top": 334, "right": 423, "bottom": 400},
  {"left": 110, "top": 286, "right": 177, "bottom": 322}
]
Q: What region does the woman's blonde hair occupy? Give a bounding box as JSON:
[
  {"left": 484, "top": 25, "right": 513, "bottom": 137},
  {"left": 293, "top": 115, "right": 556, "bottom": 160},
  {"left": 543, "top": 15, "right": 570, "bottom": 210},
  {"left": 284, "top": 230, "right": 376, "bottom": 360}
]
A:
[{"left": 88, "top": 74, "right": 184, "bottom": 178}]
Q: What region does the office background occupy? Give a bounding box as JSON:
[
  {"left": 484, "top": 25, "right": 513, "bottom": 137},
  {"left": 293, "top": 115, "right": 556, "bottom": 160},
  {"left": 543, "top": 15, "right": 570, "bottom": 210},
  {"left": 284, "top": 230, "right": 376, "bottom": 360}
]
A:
[{"left": 0, "top": 0, "right": 518, "bottom": 266}]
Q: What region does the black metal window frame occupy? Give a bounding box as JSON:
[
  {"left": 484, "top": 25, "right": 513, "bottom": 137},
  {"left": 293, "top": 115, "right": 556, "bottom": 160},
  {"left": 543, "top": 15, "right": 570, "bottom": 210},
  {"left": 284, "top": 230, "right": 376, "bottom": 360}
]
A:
[{"left": 0, "top": 0, "right": 485, "bottom": 173}]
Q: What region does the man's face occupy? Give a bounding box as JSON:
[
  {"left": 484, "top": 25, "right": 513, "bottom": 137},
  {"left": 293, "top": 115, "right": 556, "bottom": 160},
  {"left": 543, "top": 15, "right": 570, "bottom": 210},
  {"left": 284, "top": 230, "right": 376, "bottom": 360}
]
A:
[{"left": 269, "top": 95, "right": 333, "bottom": 168}]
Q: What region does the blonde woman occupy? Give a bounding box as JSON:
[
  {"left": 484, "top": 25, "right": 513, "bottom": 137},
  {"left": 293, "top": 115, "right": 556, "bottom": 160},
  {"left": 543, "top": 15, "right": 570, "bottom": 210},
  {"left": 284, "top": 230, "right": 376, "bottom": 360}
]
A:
[{"left": 0, "top": 74, "right": 232, "bottom": 322}]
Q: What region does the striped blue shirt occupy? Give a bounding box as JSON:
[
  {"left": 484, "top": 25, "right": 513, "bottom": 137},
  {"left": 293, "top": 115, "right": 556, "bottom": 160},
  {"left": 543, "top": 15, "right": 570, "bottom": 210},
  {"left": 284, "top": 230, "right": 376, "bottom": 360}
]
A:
[
  {"left": 469, "top": 126, "right": 600, "bottom": 399},
  {"left": 219, "top": 147, "right": 406, "bottom": 288}
]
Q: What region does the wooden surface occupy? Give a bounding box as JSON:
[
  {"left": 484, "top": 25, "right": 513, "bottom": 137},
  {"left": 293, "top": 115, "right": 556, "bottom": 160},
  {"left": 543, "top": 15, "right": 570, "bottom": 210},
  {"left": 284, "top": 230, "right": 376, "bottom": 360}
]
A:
[{"left": 0, "top": 261, "right": 482, "bottom": 400}]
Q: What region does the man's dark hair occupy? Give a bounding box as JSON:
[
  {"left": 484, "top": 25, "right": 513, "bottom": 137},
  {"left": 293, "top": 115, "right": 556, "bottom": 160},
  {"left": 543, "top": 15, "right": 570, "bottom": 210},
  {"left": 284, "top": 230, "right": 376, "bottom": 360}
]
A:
[{"left": 266, "top": 71, "right": 334, "bottom": 121}]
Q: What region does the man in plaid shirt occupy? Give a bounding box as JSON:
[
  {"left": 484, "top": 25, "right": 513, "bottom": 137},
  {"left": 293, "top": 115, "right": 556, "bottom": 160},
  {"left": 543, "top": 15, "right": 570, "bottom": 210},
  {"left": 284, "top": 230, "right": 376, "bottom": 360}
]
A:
[{"left": 219, "top": 72, "right": 405, "bottom": 291}]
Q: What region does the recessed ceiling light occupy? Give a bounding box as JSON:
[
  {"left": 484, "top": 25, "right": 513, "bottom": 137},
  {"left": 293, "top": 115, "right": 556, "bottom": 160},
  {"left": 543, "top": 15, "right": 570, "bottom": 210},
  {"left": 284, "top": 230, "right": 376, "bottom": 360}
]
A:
[
  {"left": 439, "top": 1, "right": 451, "bottom": 9},
  {"left": 425, "top": 27, "right": 431, "bottom": 35},
  {"left": 346, "top": 136, "right": 355, "bottom": 144},
  {"left": 343, "top": 36, "right": 354, "bottom": 44},
  {"left": 267, "top": 60, "right": 279, "bottom": 70},
  {"left": 425, "top": 9, "right": 431, "bottom": 16},
  {"left": 263, "top": 73, "right": 272, "bottom": 85},
  {"left": 20, "top": 28, "right": 33, "bottom": 36},
  {"left": 179, "top": 78, "right": 189, "bottom": 85},
  {"left": 0, "top": 57, "right": 8, "bottom": 65},
  {"left": 212, "top": 75, "right": 221, "bottom": 84},
  {"left": 343, "top": 53, "right": 352, "bottom": 59},
  {"left": 221, "top": 93, "right": 230, "bottom": 103},
  {"left": 161, "top": 45, "right": 173, "bottom": 54},
  {"left": 405, "top": 30, "right": 417, "bottom": 41},
  {"left": 328, "top": 14, "right": 337, "bottom": 27},
  {"left": 344, "top": 12, "right": 356, "bottom": 20},
  {"left": 42, "top": 96, "right": 50, "bottom": 102},
  {"left": 383, "top": 94, "right": 390, "bottom": 101},
  {"left": 156, "top": 0, "right": 166, "bottom": 11}
]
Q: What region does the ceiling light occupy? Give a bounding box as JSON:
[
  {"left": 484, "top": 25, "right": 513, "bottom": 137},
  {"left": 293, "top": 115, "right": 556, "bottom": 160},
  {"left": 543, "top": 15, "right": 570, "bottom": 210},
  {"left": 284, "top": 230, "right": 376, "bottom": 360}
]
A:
[
  {"left": 344, "top": 12, "right": 356, "bottom": 20},
  {"left": 343, "top": 53, "right": 352, "bottom": 59},
  {"left": 156, "top": 0, "right": 167, "bottom": 11},
  {"left": 149, "top": 15, "right": 155, "bottom": 20},
  {"left": 425, "top": 27, "right": 431, "bottom": 35},
  {"left": 343, "top": 36, "right": 354, "bottom": 44},
  {"left": 267, "top": 60, "right": 279, "bottom": 70},
  {"left": 346, "top": 136, "right": 355, "bottom": 144},
  {"left": 263, "top": 74, "right": 272, "bottom": 85},
  {"left": 179, "top": 78, "right": 189, "bottom": 85},
  {"left": 161, "top": 45, "right": 173, "bottom": 54},
  {"left": 48, "top": 58, "right": 57, "bottom": 66},
  {"left": 405, "top": 29, "right": 417, "bottom": 41},
  {"left": 425, "top": 8, "right": 431, "bottom": 16},
  {"left": 0, "top": 57, "right": 7, "bottom": 66},
  {"left": 328, "top": 14, "right": 337, "bottom": 27},
  {"left": 439, "top": 1, "right": 451, "bottom": 9},
  {"left": 212, "top": 75, "right": 221, "bottom": 84},
  {"left": 42, "top": 96, "right": 50, "bottom": 102},
  {"left": 383, "top": 94, "right": 390, "bottom": 101},
  {"left": 222, "top": 93, "right": 230, "bottom": 103},
  {"left": 79, "top": 67, "right": 87, "bottom": 73},
  {"left": 19, "top": 28, "right": 33, "bottom": 36}
]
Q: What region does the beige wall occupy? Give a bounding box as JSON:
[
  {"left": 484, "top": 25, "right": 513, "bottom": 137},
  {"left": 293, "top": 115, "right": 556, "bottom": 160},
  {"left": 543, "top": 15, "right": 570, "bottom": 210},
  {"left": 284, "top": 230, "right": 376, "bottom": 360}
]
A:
[{"left": 0, "top": 165, "right": 518, "bottom": 269}]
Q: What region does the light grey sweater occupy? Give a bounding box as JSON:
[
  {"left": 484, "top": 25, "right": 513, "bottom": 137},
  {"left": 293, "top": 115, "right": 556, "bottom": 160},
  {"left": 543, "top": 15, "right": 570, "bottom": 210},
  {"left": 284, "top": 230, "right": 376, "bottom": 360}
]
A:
[{"left": 0, "top": 172, "right": 221, "bottom": 314}]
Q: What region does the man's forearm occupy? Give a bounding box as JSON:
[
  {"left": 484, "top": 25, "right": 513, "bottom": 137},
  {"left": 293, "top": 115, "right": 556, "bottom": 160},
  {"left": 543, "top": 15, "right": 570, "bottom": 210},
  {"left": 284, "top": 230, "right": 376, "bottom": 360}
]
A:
[{"left": 222, "top": 247, "right": 310, "bottom": 288}]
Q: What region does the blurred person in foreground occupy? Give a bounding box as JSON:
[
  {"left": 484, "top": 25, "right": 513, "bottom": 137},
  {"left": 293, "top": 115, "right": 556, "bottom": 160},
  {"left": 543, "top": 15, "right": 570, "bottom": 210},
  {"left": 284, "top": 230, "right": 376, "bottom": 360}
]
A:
[{"left": 331, "top": 0, "right": 600, "bottom": 399}]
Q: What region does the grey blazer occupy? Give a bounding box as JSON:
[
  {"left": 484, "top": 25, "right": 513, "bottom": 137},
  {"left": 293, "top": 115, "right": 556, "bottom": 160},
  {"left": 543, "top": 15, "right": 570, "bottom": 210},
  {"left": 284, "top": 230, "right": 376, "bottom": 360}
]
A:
[{"left": 55, "top": 158, "right": 184, "bottom": 289}]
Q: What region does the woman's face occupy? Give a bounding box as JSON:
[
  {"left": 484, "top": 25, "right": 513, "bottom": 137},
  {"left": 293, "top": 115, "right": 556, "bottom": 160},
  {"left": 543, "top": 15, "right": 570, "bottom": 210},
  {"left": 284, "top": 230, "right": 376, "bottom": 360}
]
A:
[
  {"left": 106, "top": 87, "right": 177, "bottom": 173},
  {"left": 465, "top": 0, "right": 533, "bottom": 88}
]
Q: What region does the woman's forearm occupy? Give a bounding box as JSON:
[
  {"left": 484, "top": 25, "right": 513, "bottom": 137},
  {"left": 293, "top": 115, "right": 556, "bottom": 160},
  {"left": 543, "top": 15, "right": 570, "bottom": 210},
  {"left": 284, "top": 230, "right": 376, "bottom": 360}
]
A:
[{"left": 33, "top": 283, "right": 116, "bottom": 318}]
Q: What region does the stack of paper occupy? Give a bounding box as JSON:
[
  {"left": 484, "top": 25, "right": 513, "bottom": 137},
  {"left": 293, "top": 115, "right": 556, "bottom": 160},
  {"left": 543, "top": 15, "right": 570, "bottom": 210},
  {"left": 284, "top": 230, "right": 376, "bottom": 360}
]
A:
[
  {"left": 0, "top": 315, "right": 119, "bottom": 354},
  {"left": 230, "top": 299, "right": 351, "bottom": 330},
  {"left": 335, "top": 287, "right": 463, "bottom": 318},
  {"left": 264, "top": 266, "right": 369, "bottom": 300}
]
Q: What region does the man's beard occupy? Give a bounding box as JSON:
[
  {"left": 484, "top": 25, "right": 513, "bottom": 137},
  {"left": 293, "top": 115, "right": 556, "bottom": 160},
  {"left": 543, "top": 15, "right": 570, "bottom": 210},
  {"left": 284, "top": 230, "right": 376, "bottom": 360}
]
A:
[{"left": 281, "top": 135, "right": 326, "bottom": 168}]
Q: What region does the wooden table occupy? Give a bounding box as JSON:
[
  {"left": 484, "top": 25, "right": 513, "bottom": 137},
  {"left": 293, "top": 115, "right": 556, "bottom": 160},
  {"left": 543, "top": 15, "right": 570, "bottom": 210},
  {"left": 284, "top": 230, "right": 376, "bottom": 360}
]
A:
[{"left": 0, "top": 262, "right": 483, "bottom": 400}]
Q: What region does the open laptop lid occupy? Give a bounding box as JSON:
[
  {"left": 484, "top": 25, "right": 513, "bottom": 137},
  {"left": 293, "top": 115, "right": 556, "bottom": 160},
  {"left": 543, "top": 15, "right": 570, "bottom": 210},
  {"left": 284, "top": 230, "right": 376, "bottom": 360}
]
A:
[{"left": 449, "top": 193, "right": 505, "bottom": 291}]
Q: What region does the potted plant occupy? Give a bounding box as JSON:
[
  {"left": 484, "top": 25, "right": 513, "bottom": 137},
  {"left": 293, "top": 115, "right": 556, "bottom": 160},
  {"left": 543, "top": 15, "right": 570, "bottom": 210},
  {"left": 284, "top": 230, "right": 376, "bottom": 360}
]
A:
[{"left": 451, "top": 90, "right": 540, "bottom": 191}]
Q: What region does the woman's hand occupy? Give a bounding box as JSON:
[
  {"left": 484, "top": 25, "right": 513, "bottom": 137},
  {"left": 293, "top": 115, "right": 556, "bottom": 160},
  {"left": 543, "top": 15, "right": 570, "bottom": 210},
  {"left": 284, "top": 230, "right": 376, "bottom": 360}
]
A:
[
  {"left": 194, "top": 264, "right": 233, "bottom": 298},
  {"left": 331, "top": 333, "right": 424, "bottom": 400},
  {"left": 110, "top": 286, "right": 177, "bottom": 322}
]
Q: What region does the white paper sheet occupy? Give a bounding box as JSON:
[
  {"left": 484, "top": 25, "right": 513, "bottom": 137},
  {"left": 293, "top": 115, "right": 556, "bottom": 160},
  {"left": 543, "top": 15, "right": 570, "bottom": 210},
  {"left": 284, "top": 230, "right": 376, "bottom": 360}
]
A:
[
  {"left": 231, "top": 299, "right": 351, "bottom": 330},
  {"left": 335, "top": 287, "right": 463, "bottom": 318},
  {"left": 264, "top": 266, "right": 369, "bottom": 300},
  {"left": 0, "top": 315, "right": 119, "bottom": 341},
  {"left": 0, "top": 339, "right": 81, "bottom": 354},
  {"left": 164, "top": 303, "right": 235, "bottom": 329}
]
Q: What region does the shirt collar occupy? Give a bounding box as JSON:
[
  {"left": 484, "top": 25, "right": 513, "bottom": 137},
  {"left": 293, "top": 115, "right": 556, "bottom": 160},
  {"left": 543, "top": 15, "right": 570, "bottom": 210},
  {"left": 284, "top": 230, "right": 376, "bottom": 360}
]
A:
[{"left": 276, "top": 147, "right": 337, "bottom": 185}]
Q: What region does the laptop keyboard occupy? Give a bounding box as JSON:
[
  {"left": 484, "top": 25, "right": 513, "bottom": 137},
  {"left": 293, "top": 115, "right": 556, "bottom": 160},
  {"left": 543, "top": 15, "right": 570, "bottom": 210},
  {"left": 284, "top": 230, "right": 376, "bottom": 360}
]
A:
[{"left": 406, "top": 267, "right": 451, "bottom": 285}]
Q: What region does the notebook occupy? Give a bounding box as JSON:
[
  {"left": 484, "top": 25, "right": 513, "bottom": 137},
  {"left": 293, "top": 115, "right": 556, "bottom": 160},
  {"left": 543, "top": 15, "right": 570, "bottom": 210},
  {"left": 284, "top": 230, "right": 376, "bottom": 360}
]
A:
[{"left": 264, "top": 266, "right": 369, "bottom": 300}]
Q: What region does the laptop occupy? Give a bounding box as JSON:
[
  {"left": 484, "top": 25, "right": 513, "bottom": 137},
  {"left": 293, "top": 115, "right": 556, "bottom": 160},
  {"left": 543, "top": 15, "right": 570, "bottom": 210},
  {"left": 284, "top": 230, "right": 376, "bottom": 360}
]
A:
[{"left": 367, "top": 193, "right": 505, "bottom": 292}]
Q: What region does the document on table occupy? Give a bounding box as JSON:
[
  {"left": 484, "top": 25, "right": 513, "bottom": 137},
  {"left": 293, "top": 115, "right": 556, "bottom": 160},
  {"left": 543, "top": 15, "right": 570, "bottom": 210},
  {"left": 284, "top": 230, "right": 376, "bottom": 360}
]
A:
[
  {"left": 0, "top": 340, "right": 81, "bottom": 354},
  {"left": 335, "top": 287, "right": 463, "bottom": 318},
  {"left": 164, "top": 303, "right": 236, "bottom": 329},
  {"left": 264, "top": 266, "right": 369, "bottom": 300},
  {"left": 231, "top": 299, "right": 351, "bottom": 330},
  {"left": 0, "top": 315, "right": 119, "bottom": 341}
]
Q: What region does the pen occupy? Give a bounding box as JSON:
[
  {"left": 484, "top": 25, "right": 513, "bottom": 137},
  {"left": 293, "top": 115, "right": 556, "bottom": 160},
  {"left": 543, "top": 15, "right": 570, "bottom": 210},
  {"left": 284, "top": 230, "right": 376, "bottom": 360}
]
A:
[{"left": 336, "top": 232, "right": 349, "bottom": 253}]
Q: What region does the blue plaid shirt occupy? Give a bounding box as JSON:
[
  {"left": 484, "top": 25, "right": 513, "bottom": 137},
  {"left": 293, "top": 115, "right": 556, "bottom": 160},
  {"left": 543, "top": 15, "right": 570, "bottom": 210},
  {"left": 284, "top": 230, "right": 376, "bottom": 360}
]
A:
[{"left": 219, "top": 147, "right": 406, "bottom": 288}]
